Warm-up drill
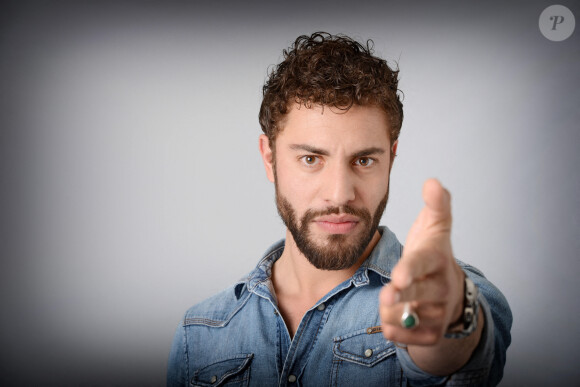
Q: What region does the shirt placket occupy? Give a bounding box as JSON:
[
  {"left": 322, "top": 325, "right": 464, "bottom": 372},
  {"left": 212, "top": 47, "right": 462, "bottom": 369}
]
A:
[{"left": 278, "top": 299, "right": 333, "bottom": 387}]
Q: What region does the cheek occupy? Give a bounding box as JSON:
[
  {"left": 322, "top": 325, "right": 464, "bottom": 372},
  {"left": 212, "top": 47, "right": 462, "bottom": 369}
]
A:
[
  {"left": 275, "top": 162, "right": 317, "bottom": 208},
  {"left": 276, "top": 159, "right": 314, "bottom": 192},
  {"left": 362, "top": 175, "right": 390, "bottom": 208},
  {"left": 280, "top": 180, "right": 315, "bottom": 211}
]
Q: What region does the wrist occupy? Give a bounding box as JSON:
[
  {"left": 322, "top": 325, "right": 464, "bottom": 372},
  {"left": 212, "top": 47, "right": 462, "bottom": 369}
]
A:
[
  {"left": 445, "top": 274, "right": 479, "bottom": 339},
  {"left": 450, "top": 270, "right": 466, "bottom": 325}
]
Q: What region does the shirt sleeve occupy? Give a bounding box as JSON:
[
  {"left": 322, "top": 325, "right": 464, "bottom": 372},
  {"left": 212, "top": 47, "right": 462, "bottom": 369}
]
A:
[
  {"left": 395, "top": 266, "right": 512, "bottom": 386},
  {"left": 167, "top": 320, "right": 189, "bottom": 387}
]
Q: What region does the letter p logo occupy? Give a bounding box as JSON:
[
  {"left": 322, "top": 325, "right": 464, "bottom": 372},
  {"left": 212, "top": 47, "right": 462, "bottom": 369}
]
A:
[
  {"left": 550, "top": 15, "right": 565, "bottom": 30},
  {"left": 539, "top": 5, "right": 575, "bottom": 41}
]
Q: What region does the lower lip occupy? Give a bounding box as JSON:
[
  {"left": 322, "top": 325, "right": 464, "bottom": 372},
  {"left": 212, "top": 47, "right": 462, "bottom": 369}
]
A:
[{"left": 314, "top": 221, "right": 358, "bottom": 234}]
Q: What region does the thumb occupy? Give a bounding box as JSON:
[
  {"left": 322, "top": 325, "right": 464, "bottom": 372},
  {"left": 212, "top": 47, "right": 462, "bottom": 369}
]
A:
[
  {"left": 394, "top": 179, "right": 453, "bottom": 288},
  {"left": 421, "top": 178, "right": 452, "bottom": 230}
]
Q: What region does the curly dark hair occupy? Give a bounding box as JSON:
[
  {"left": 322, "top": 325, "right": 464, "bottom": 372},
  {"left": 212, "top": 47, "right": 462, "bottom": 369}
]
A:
[{"left": 259, "top": 32, "right": 403, "bottom": 150}]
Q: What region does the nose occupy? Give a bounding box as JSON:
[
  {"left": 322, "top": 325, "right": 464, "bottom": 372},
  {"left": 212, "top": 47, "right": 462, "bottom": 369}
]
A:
[{"left": 321, "top": 162, "right": 356, "bottom": 206}]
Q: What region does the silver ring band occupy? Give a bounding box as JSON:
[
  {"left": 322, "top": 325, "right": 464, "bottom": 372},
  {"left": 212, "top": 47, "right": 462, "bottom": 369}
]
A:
[{"left": 401, "top": 302, "right": 419, "bottom": 329}]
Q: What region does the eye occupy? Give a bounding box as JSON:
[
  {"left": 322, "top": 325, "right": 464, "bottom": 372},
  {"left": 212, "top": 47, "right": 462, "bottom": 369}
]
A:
[
  {"left": 354, "top": 157, "right": 375, "bottom": 167},
  {"left": 300, "top": 155, "right": 321, "bottom": 166}
]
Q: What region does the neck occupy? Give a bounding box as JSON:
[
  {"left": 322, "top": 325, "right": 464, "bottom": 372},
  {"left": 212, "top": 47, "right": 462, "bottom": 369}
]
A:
[{"left": 272, "top": 229, "right": 381, "bottom": 302}]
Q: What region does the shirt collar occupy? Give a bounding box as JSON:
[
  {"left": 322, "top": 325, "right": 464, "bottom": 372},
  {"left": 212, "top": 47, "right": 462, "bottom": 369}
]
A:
[
  {"left": 359, "top": 226, "right": 403, "bottom": 282},
  {"left": 243, "top": 226, "right": 403, "bottom": 291}
]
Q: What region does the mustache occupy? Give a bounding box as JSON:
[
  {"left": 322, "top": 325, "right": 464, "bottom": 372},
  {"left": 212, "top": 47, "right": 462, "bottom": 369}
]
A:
[{"left": 302, "top": 205, "right": 372, "bottom": 224}]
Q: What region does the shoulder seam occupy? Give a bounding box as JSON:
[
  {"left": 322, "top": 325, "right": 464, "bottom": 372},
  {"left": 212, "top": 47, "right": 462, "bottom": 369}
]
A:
[{"left": 182, "top": 291, "right": 253, "bottom": 328}]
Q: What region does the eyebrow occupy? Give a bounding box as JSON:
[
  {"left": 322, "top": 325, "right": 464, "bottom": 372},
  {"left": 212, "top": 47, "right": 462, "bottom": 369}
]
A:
[
  {"left": 289, "top": 144, "right": 329, "bottom": 155},
  {"left": 351, "top": 147, "right": 386, "bottom": 158},
  {"left": 289, "top": 144, "right": 386, "bottom": 158}
]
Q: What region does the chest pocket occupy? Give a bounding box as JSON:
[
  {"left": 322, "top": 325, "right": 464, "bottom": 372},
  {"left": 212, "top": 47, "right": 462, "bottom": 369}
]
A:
[
  {"left": 331, "top": 329, "right": 401, "bottom": 386},
  {"left": 191, "top": 354, "right": 253, "bottom": 387}
]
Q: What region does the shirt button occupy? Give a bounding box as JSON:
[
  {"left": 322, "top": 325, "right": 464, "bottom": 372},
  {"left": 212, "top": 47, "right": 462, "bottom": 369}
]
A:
[
  {"left": 364, "top": 348, "right": 373, "bottom": 358},
  {"left": 288, "top": 374, "right": 297, "bottom": 383},
  {"left": 317, "top": 303, "right": 326, "bottom": 311},
  {"left": 210, "top": 375, "right": 217, "bottom": 383}
]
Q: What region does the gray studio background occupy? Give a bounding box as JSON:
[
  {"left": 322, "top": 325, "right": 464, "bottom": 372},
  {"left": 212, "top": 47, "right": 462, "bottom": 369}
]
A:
[{"left": 1, "top": 1, "right": 579, "bottom": 385}]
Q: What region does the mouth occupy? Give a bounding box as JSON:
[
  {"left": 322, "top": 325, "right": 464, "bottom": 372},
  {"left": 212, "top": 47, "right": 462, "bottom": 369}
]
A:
[{"left": 313, "top": 215, "right": 360, "bottom": 234}]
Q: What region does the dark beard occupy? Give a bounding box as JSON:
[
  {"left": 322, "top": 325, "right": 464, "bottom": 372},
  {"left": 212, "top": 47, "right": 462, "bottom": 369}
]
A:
[{"left": 275, "top": 185, "right": 389, "bottom": 271}]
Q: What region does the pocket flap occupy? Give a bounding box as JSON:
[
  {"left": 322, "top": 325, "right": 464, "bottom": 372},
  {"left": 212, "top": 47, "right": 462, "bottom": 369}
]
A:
[
  {"left": 192, "top": 354, "right": 253, "bottom": 386},
  {"left": 333, "top": 329, "right": 396, "bottom": 367}
]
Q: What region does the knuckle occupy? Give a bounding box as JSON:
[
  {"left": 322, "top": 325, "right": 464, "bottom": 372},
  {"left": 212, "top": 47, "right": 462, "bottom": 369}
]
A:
[
  {"left": 379, "top": 287, "right": 391, "bottom": 305},
  {"left": 434, "top": 306, "right": 446, "bottom": 320},
  {"left": 437, "top": 283, "right": 449, "bottom": 300},
  {"left": 379, "top": 306, "right": 391, "bottom": 322},
  {"left": 421, "top": 303, "right": 445, "bottom": 320},
  {"left": 426, "top": 304, "right": 445, "bottom": 320}
]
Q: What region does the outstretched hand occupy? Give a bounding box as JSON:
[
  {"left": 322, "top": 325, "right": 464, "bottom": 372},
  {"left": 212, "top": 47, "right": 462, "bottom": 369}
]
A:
[{"left": 379, "top": 179, "right": 465, "bottom": 345}]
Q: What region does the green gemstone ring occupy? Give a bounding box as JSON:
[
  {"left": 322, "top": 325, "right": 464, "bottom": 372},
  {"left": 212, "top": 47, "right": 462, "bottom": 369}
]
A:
[{"left": 401, "top": 302, "right": 419, "bottom": 329}]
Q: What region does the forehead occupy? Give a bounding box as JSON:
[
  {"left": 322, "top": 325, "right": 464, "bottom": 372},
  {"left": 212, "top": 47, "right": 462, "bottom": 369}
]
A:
[{"left": 277, "top": 104, "right": 391, "bottom": 149}]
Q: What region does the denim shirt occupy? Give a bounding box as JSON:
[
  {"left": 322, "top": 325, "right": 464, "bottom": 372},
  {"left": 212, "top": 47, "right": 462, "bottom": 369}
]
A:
[{"left": 168, "top": 226, "right": 512, "bottom": 386}]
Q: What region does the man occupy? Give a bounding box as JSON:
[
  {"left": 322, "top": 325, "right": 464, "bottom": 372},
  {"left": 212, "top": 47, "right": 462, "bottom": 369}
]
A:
[{"left": 168, "top": 32, "right": 512, "bottom": 386}]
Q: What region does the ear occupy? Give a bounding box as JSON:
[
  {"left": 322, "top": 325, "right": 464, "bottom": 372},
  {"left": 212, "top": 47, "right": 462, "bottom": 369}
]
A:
[
  {"left": 390, "top": 140, "right": 399, "bottom": 171},
  {"left": 391, "top": 140, "right": 398, "bottom": 156},
  {"left": 259, "top": 134, "right": 275, "bottom": 183}
]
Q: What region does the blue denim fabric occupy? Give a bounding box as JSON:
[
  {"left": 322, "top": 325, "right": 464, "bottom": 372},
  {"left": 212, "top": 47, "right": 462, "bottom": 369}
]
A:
[{"left": 168, "top": 226, "right": 512, "bottom": 386}]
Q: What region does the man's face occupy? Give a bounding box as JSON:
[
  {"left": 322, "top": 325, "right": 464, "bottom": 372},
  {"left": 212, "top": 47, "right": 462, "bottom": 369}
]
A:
[{"left": 260, "top": 104, "right": 396, "bottom": 270}]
